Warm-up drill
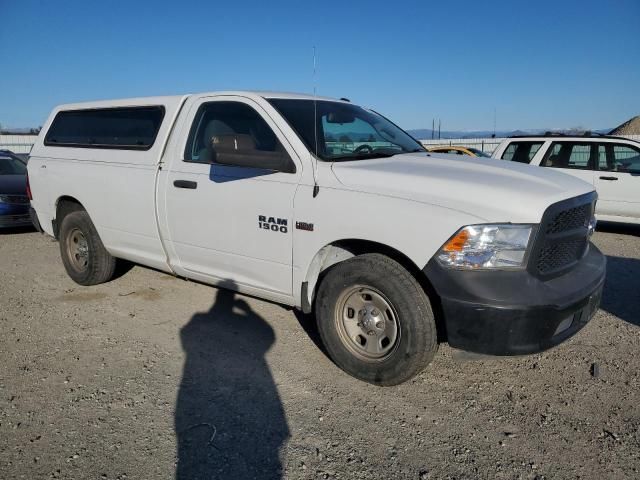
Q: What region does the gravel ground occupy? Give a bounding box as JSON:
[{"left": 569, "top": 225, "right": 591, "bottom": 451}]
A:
[{"left": 1, "top": 224, "right": 639, "bottom": 480}]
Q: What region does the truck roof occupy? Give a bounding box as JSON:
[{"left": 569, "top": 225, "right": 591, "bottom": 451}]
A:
[{"left": 52, "top": 91, "right": 347, "bottom": 111}]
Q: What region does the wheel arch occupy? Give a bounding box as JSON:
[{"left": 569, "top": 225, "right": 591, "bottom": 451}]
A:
[
  {"left": 301, "top": 238, "right": 445, "bottom": 340},
  {"left": 54, "top": 196, "right": 86, "bottom": 239}
]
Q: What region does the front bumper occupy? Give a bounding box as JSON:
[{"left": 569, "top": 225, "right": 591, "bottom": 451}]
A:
[
  {"left": 0, "top": 203, "right": 32, "bottom": 228},
  {"left": 0, "top": 199, "right": 32, "bottom": 228},
  {"left": 424, "top": 244, "right": 606, "bottom": 355},
  {"left": 0, "top": 214, "right": 32, "bottom": 228}
]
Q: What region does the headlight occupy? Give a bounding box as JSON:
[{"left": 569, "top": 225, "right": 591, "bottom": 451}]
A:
[{"left": 437, "top": 224, "right": 533, "bottom": 269}]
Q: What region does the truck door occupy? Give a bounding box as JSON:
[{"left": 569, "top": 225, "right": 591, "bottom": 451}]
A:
[
  {"left": 594, "top": 142, "right": 640, "bottom": 220},
  {"left": 158, "top": 97, "right": 301, "bottom": 297}
]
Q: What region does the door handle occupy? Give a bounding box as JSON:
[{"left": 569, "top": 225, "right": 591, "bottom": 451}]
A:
[
  {"left": 173, "top": 180, "right": 198, "bottom": 189},
  {"left": 599, "top": 176, "right": 618, "bottom": 181}
]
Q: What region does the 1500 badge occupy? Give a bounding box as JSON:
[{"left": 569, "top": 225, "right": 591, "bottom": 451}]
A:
[{"left": 258, "top": 215, "right": 288, "bottom": 233}]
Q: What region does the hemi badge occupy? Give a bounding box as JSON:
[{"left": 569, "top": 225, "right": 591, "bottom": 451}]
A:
[{"left": 296, "top": 221, "right": 314, "bottom": 232}]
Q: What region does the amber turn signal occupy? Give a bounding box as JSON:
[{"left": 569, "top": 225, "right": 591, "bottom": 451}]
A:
[{"left": 442, "top": 229, "right": 470, "bottom": 252}]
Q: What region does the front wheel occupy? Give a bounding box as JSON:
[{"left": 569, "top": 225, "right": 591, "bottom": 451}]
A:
[
  {"left": 315, "top": 253, "right": 438, "bottom": 386},
  {"left": 59, "top": 210, "right": 116, "bottom": 286}
]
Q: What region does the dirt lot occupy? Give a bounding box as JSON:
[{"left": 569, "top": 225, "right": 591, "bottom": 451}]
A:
[{"left": 1, "top": 224, "right": 639, "bottom": 480}]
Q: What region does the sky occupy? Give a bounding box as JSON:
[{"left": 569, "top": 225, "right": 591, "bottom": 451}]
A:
[{"left": 1, "top": 0, "right": 639, "bottom": 132}]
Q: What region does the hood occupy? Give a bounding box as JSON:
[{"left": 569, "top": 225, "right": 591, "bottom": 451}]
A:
[
  {"left": 0, "top": 175, "right": 27, "bottom": 195},
  {"left": 330, "top": 153, "right": 594, "bottom": 223}
]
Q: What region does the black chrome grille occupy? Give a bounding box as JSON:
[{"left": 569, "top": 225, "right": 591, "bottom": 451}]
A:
[
  {"left": 530, "top": 193, "right": 595, "bottom": 278},
  {"left": 536, "top": 239, "right": 588, "bottom": 274},
  {"left": 546, "top": 204, "right": 591, "bottom": 234}
]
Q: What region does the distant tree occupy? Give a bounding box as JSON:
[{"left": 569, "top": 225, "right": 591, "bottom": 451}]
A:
[{"left": 339, "top": 135, "right": 352, "bottom": 143}]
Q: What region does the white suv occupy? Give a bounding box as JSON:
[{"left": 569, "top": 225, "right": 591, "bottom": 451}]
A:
[{"left": 492, "top": 134, "right": 640, "bottom": 224}]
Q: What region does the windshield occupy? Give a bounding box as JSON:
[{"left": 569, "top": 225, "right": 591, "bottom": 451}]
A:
[
  {"left": 0, "top": 155, "right": 27, "bottom": 175},
  {"left": 468, "top": 148, "right": 491, "bottom": 157},
  {"left": 268, "top": 99, "right": 425, "bottom": 161}
]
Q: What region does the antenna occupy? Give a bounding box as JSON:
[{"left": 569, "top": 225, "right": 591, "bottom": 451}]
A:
[
  {"left": 493, "top": 107, "right": 497, "bottom": 137},
  {"left": 312, "top": 46, "right": 320, "bottom": 198}
]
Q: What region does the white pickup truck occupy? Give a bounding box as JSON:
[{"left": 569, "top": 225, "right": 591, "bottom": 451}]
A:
[{"left": 28, "top": 91, "right": 606, "bottom": 385}]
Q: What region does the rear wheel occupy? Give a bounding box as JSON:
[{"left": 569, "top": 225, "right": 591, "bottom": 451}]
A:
[
  {"left": 59, "top": 210, "right": 116, "bottom": 285},
  {"left": 315, "top": 253, "right": 438, "bottom": 386}
]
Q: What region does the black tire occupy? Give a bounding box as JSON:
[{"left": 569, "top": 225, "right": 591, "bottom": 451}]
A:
[
  {"left": 59, "top": 210, "right": 116, "bottom": 286},
  {"left": 315, "top": 253, "right": 438, "bottom": 386}
]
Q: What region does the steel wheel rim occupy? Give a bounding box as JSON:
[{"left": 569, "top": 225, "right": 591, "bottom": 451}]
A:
[
  {"left": 66, "top": 228, "right": 89, "bottom": 272},
  {"left": 334, "top": 285, "right": 400, "bottom": 362}
]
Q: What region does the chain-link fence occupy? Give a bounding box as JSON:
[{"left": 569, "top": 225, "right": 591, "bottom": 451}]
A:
[{"left": 0, "top": 135, "right": 39, "bottom": 154}]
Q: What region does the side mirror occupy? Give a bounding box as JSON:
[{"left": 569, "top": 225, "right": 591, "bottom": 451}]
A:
[{"left": 214, "top": 150, "right": 294, "bottom": 173}]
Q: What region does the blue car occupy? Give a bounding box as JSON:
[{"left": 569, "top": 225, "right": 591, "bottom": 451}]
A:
[{"left": 0, "top": 150, "right": 32, "bottom": 229}]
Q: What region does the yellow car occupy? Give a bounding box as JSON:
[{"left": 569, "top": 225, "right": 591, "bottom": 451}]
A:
[{"left": 426, "top": 146, "right": 491, "bottom": 157}]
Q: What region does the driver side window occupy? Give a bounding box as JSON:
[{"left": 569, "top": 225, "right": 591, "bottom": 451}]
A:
[
  {"left": 598, "top": 143, "right": 640, "bottom": 174},
  {"left": 184, "top": 101, "right": 295, "bottom": 173},
  {"left": 542, "top": 142, "right": 593, "bottom": 170}
]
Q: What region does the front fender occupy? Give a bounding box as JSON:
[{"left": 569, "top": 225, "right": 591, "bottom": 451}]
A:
[{"left": 292, "top": 185, "right": 482, "bottom": 308}]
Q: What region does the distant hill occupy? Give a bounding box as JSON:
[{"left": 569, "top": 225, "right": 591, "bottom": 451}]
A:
[
  {"left": 0, "top": 127, "right": 41, "bottom": 135},
  {"left": 610, "top": 116, "right": 640, "bottom": 135},
  {"left": 407, "top": 128, "right": 509, "bottom": 139}
]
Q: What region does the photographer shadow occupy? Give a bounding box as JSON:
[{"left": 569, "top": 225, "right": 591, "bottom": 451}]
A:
[
  {"left": 175, "top": 281, "right": 289, "bottom": 479},
  {"left": 601, "top": 255, "right": 640, "bottom": 327}
]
